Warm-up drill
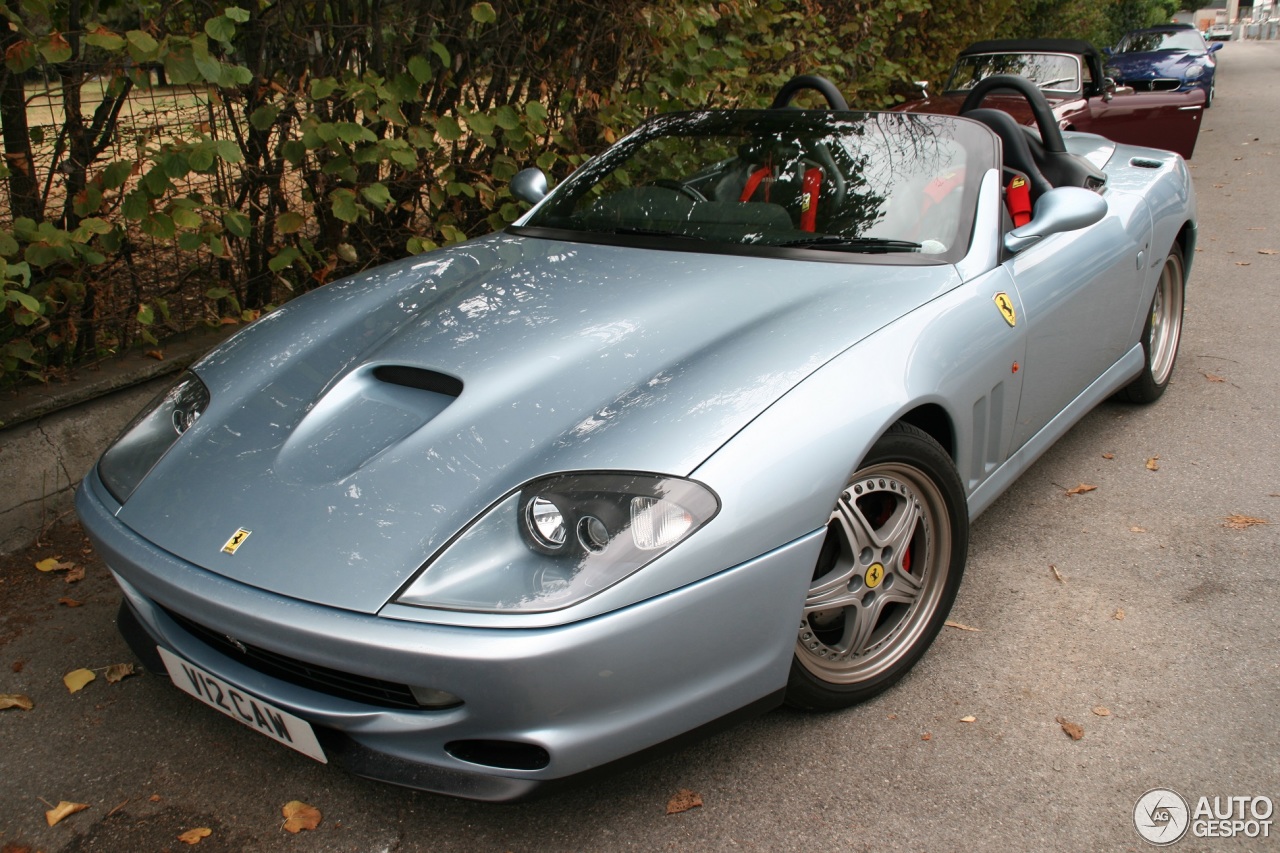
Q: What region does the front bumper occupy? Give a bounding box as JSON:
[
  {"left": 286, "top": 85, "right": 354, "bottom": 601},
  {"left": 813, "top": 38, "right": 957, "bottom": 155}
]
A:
[{"left": 77, "top": 470, "right": 821, "bottom": 800}]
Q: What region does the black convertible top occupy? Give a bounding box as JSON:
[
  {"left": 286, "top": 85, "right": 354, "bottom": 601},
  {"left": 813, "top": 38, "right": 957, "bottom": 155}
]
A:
[{"left": 959, "top": 38, "right": 1103, "bottom": 62}]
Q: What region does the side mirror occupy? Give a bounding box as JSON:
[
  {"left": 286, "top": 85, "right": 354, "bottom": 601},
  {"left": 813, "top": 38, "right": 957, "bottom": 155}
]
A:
[
  {"left": 1102, "top": 46, "right": 1114, "bottom": 56},
  {"left": 1209, "top": 42, "right": 1224, "bottom": 52},
  {"left": 913, "top": 80, "right": 930, "bottom": 99},
  {"left": 1003, "top": 187, "right": 1107, "bottom": 253},
  {"left": 511, "top": 168, "right": 549, "bottom": 205}
]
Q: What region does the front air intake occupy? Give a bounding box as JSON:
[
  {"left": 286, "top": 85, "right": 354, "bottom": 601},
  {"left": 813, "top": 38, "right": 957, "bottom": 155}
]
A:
[{"left": 372, "top": 365, "right": 463, "bottom": 397}]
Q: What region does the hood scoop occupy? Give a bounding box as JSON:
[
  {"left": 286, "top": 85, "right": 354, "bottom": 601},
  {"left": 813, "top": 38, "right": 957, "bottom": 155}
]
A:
[{"left": 275, "top": 364, "right": 461, "bottom": 484}]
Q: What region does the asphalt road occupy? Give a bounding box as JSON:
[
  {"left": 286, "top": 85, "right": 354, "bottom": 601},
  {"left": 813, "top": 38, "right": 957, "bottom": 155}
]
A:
[{"left": 3, "top": 42, "right": 1279, "bottom": 853}]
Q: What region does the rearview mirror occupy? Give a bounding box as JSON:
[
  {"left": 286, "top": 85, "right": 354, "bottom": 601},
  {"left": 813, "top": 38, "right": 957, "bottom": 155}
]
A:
[
  {"left": 1004, "top": 187, "right": 1107, "bottom": 253},
  {"left": 511, "top": 168, "right": 549, "bottom": 205}
]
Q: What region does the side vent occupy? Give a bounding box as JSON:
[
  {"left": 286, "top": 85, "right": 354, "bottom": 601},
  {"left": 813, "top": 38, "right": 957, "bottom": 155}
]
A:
[
  {"left": 372, "top": 365, "right": 463, "bottom": 397},
  {"left": 1129, "top": 157, "right": 1163, "bottom": 170}
]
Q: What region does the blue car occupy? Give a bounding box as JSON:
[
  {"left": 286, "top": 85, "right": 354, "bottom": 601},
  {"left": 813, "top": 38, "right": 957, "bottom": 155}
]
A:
[
  {"left": 77, "top": 77, "right": 1196, "bottom": 800},
  {"left": 1105, "top": 25, "right": 1222, "bottom": 107}
]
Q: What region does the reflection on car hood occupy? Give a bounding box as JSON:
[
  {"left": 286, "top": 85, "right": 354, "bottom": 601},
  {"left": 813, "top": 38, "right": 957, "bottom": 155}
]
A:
[
  {"left": 117, "top": 233, "right": 960, "bottom": 614},
  {"left": 1107, "top": 51, "right": 1208, "bottom": 78}
]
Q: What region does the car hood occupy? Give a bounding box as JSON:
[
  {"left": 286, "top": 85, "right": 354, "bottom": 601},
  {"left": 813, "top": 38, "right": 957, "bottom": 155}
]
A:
[
  {"left": 1107, "top": 51, "right": 1207, "bottom": 78},
  {"left": 117, "top": 233, "right": 961, "bottom": 614}
]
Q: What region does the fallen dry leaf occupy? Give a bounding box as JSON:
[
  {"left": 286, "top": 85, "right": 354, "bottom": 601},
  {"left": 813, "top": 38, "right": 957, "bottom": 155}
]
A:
[
  {"left": 1130, "top": 526, "right": 1147, "bottom": 533},
  {"left": 1259, "top": 249, "right": 1279, "bottom": 255},
  {"left": 886, "top": 713, "right": 898, "bottom": 720},
  {"left": 149, "top": 794, "right": 162, "bottom": 803},
  {"left": 1223, "top": 515, "right": 1269, "bottom": 530},
  {"left": 1065, "top": 483, "right": 1097, "bottom": 496},
  {"left": 144, "top": 349, "right": 165, "bottom": 360},
  {"left": 106, "top": 799, "right": 129, "bottom": 818},
  {"left": 1145, "top": 456, "right": 1160, "bottom": 471},
  {"left": 63, "top": 669, "right": 95, "bottom": 693},
  {"left": 1235, "top": 261, "right": 1251, "bottom": 266},
  {"left": 1093, "top": 706, "right": 1112, "bottom": 717},
  {"left": 921, "top": 732, "right": 932, "bottom": 741},
  {"left": 944, "top": 620, "right": 981, "bottom": 632},
  {"left": 666, "top": 789, "right": 703, "bottom": 815},
  {"left": 64, "top": 565, "right": 85, "bottom": 584},
  {"left": 11, "top": 661, "right": 23, "bottom": 673},
  {"left": 1202, "top": 371, "right": 1226, "bottom": 382},
  {"left": 1050, "top": 565, "right": 1064, "bottom": 583},
  {"left": 0, "top": 693, "right": 34, "bottom": 711},
  {"left": 57, "top": 597, "right": 82, "bottom": 607},
  {"left": 35, "top": 557, "right": 75, "bottom": 573},
  {"left": 178, "top": 827, "right": 212, "bottom": 845},
  {"left": 1056, "top": 716, "right": 1084, "bottom": 741},
  {"left": 105, "top": 663, "right": 136, "bottom": 684},
  {"left": 1113, "top": 608, "right": 1125, "bottom": 621},
  {"left": 45, "top": 800, "right": 89, "bottom": 826},
  {"left": 281, "top": 801, "right": 322, "bottom": 833},
  {"left": 1101, "top": 452, "right": 1115, "bottom": 460},
  {"left": 959, "top": 715, "right": 976, "bottom": 723}
]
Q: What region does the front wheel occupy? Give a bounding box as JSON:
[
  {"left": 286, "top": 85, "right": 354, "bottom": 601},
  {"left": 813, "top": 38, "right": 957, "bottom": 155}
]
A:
[
  {"left": 786, "top": 423, "right": 968, "bottom": 711},
  {"left": 1118, "top": 244, "right": 1185, "bottom": 404}
]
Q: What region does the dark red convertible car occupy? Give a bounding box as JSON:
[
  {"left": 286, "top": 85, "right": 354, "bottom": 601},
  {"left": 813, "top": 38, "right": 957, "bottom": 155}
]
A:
[{"left": 893, "top": 38, "right": 1206, "bottom": 159}]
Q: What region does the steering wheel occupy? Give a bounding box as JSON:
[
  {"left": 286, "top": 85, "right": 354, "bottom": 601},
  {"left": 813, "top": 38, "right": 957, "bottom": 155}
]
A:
[
  {"left": 770, "top": 75, "right": 850, "bottom": 111},
  {"left": 958, "top": 74, "right": 1066, "bottom": 154},
  {"left": 646, "top": 179, "right": 707, "bottom": 202}
]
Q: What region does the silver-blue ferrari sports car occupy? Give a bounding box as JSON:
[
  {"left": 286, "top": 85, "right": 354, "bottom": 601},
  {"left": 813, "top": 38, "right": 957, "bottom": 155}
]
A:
[{"left": 77, "top": 77, "right": 1195, "bottom": 800}]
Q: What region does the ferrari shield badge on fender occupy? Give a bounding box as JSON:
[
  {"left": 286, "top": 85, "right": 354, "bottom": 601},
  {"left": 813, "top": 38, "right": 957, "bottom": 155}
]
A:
[
  {"left": 221, "top": 528, "right": 252, "bottom": 555},
  {"left": 994, "top": 292, "right": 1017, "bottom": 327}
]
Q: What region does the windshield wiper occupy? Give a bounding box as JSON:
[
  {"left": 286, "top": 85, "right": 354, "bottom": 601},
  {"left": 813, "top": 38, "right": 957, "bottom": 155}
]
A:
[
  {"left": 606, "top": 226, "right": 712, "bottom": 241},
  {"left": 777, "top": 235, "right": 923, "bottom": 253}
]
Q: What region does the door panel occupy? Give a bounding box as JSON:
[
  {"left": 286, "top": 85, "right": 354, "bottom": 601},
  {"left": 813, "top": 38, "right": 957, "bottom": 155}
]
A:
[{"left": 1082, "top": 90, "right": 1204, "bottom": 159}]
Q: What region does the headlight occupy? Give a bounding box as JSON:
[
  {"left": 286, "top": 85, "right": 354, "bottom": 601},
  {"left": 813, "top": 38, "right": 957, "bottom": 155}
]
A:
[
  {"left": 98, "top": 372, "right": 210, "bottom": 503},
  {"left": 1185, "top": 64, "right": 1204, "bottom": 80},
  {"left": 394, "top": 472, "right": 720, "bottom": 613}
]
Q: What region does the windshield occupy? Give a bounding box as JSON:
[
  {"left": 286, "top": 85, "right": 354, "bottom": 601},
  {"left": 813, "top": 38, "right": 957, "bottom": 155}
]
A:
[
  {"left": 516, "top": 111, "right": 996, "bottom": 264},
  {"left": 1116, "top": 30, "right": 1206, "bottom": 52},
  {"left": 945, "top": 52, "right": 1083, "bottom": 95}
]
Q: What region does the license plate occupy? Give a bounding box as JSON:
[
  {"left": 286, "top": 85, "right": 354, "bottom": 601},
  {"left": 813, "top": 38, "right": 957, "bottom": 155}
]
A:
[{"left": 158, "top": 647, "right": 327, "bottom": 764}]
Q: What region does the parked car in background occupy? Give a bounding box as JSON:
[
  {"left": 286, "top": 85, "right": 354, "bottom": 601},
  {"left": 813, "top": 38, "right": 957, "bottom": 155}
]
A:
[
  {"left": 893, "top": 38, "right": 1206, "bottom": 159},
  {"left": 1105, "top": 25, "right": 1222, "bottom": 107},
  {"left": 1207, "top": 23, "right": 1234, "bottom": 41}
]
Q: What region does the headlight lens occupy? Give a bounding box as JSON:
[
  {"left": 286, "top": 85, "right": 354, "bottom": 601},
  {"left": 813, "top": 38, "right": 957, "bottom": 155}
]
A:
[
  {"left": 98, "top": 372, "right": 210, "bottom": 503},
  {"left": 1185, "top": 64, "right": 1204, "bottom": 80},
  {"left": 394, "top": 472, "right": 719, "bottom": 613}
]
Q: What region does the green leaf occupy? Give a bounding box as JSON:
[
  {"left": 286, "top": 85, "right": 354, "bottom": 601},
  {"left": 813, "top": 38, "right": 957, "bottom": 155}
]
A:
[
  {"left": 429, "top": 41, "right": 451, "bottom": 68},
  {"left": 535, "top": 151, "right": 558, "bottom": 171},
  {"left": 214, "top": 140, "right": 244, "bottom": 163},
  {"left": 224, "top": 6, "right": 251, "bottom": 22},
  {"left": 0, "top": 231, "right": 18, "bottom": 256},
  {"left": 334, "top": 122, "right": 376, "bottom": 144},
  {"left": 205, "top": 286, "right": 232, "bottom": 299},
  {"left": 360, "top": 183, "right": 392, "bottom": 207},
  {"left": 163, "top": 49, "right": 200, "bottom": 86},
  {"left": 178, "top": 231, "right": 204, "bottom": 251},
  {"left": 188, "top": 145, "right": 215, "bottom": 172},
  {"left": 78, "top": 217, "right": 112, "bottom": 235},
  {"left": 336, "top": 242, "right": 358, "bottom": 263},
  {"left": 136, "top": 304, "right": 155, "bottom": 325},
  {"left": 249, "top": 105, "right": 279, "bottom": 131},
  {"left": 495, "top": 105, "right": 520, "bottom": 131},
  {"left": 471, "top": 2, "right": 497, "bottom": 23},
  {"left": 37, "top": 33, "right": 73, "bottom": 64},
  {"left": 171, "top": 208, "right": 203, "bottom": 230},
  {"left": 435, "top": 115, "right": 462, "bottom": 141},
  {"left": 3, "top": 41, "right": 38, "bottom": 73},
  {"left": 467, "top": 112, "right": 496, "bottom": 136},
  {"left": 275, "top": 211, "right": 305, "bottom": 234},
  {"left": 11, "top": 291, "right": 42, "bottom": 313},
  {"left": 525, "top": 101, "right": 549, "bottom": 122},
  {"left": 408, "top": 55, "right": 432, "bottom": 85},
  {"left": 281, "top": 140, "right": 307, "bottom": 166},
  {"left": 126, "top": 30, "right": 161, "bottom": 62},
  {"left": 310, "top": 78, "right": 339, "bottom": 100},
  {"left": 25, "top": 243, "right": 64, "bottom": 268},
  {"left": 122, "top": 190, "right": 150, "bottom": 220},
  {"left": 142, "top": 167, "right": 170, "bottom": 196},
  {"left": 205, "top": 15, "right": 236, "bottom": 44},
  {"left": 100, "top": 160, "right": 134, "bottom": 190},
  {"left": 268, "top": 246, "right": 301, "bottom": 272},
  {"left": 140, "top": 212, "right": 176, "bottom": 240},
  {"left": 329, "top": 188, "right": 363, "bottom": 223},
  {"left": 85, "top": 30, "right": 127, "bottom": 52},
  {"left": 222, "top": 210, "right": 251, "bottom": 238}
]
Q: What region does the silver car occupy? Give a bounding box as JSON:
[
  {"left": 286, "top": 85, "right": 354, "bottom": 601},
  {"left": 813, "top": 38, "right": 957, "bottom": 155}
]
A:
[{"left": 77, "top": 79, "right": 1194, "bottom": 801}]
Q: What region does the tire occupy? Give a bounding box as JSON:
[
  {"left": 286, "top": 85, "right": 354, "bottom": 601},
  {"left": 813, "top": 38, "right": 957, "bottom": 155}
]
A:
[
  {"left": 786, "top": 423, "right": 968, "bottom": 711},
  {"left": 1118, "top": 244, "right": 1185, "bottom": 404},
  {"left": 1205, "top": 80, "right": 1214, "bottom": 109}
]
